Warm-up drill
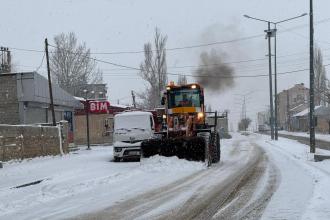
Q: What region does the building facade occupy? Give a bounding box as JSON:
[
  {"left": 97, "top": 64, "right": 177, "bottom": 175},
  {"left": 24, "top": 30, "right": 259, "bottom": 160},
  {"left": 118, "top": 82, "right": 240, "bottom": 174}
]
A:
[
  {"left": 0, "top": 72, "right": 82, "bottom": 126},
  {"left": 277, "top": 83, "right": 309, "bottom": 130}
]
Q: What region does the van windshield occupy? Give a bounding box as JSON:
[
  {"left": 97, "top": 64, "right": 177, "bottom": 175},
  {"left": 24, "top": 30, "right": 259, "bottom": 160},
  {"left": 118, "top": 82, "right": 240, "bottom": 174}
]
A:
[{"left": 114, "top": 115, "right": 151, "bottom": 131}]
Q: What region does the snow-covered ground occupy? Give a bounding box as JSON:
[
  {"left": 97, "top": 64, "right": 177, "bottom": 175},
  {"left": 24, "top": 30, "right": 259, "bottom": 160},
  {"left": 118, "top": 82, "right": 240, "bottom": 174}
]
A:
[
  {"left": 0, "top": 147, "right": 205, "bottom": 220},
  {"left": 279, "top": 130, "right": 330, "bottom": 142},
  {"left": 256, "top": 134, "right": 330, "bottom": 220},
  {"left": 1, "top": 134, "right": 330, "bottom": 220}
]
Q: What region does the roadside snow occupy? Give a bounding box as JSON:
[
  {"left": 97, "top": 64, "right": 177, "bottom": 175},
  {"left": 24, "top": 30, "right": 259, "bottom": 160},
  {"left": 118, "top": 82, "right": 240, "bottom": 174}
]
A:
[
  {"left": 0, "top": 146, "right": 205, "bottom": 220},
  {"left": 256, "top": 134, "right": 330, "bottom": 220},
  {"left": 279, "top": 130, "right": 330, "bottom": 142}
]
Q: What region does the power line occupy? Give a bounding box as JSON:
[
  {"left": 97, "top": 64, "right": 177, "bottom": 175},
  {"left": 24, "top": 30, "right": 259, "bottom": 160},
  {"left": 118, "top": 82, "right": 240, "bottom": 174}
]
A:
[
  {"left": 48, "top": 42, "right": 330, "bottom": 79},
  {"left": 35, "top": 52, "right": 45, "bottom": 72},
  {"left": 7, "top": 17, "right": 330, "bottom": 56}
]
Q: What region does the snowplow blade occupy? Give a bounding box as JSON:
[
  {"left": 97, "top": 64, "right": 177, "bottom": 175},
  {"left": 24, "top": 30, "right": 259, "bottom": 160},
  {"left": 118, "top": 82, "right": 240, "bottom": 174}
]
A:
[{"left": 141, "top": 136, "right": 207, "bottom": 162}]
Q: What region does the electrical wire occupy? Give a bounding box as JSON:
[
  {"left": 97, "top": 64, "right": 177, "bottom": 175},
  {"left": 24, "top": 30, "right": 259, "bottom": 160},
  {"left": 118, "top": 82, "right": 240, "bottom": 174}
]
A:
[
  {"left": 47, "top": 43, "right": 330, "bottom": 79},
  {"left": 7, "top": 16, "right": 330, "bottom": 56},
  {"left": 35, "top": 52, "right": 45, "bottom": 72}
]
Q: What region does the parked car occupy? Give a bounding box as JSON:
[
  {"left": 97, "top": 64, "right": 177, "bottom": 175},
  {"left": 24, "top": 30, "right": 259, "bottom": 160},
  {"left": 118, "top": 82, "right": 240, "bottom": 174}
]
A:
[{"left": 113, "top": 111, "right": 155, "bottom": 161}]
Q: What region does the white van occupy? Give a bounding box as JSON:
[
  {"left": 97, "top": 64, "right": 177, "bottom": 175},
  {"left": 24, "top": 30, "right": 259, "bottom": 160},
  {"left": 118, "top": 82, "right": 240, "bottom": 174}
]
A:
[{"left": 113, "top": 111, "right": 155, "bottom": 161}]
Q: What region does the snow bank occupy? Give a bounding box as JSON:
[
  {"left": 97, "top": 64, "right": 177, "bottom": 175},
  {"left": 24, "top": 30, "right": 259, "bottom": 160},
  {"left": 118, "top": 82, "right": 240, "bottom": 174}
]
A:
[
  {"left": 256, "top": 134, "right": 330, "bottom": 220},
  {"left": 279, "top": 130, "right": 330, "bottom": 142},
  {"left": 0, "top": 146, "right": 205, "bottom": 220}
]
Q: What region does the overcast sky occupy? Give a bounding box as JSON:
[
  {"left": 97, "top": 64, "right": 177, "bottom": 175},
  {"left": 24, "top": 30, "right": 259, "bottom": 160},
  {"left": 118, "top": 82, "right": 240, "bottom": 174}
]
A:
[{"left": 1, "top": 0, "right": 330, "bottom": 129}]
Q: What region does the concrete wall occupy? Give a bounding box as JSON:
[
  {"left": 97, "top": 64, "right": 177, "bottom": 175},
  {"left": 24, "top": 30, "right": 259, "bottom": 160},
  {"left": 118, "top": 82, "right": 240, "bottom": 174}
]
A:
[
  {"left": 0, "top": 122, "right": 68, "bottom": 162},
  {"left": 0, "top": 74, "right": 19, "bottom": 124},
  {"left": 74, "top": 114, "right": 113, "bottom": 145}
]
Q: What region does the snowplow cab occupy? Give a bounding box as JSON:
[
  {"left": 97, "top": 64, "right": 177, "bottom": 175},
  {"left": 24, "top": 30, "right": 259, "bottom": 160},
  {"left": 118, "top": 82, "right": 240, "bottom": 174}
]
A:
[{"left": 162, "top": 83, "right": 206, "bottom": 136}]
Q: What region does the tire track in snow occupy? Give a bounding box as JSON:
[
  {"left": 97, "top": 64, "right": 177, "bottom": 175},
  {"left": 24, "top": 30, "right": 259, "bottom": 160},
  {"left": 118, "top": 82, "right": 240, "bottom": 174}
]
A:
[{"left": 73, "top": 136, "right": 279, "bottom": 220}]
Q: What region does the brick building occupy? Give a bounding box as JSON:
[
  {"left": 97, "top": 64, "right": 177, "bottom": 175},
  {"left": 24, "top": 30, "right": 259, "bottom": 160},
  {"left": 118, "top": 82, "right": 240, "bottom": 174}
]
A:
[
  {"left": 0, "top": 72, "right": 82, "bottom": 127},
  {"left": 277, "top": 83, "right": 309, "bottom": 130}
]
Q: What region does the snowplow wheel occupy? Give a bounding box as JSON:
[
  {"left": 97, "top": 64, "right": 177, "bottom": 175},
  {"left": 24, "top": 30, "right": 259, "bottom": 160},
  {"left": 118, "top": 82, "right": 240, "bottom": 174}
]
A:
[{"left": 197, "top": 132, "right": 211, "bottom": 166}]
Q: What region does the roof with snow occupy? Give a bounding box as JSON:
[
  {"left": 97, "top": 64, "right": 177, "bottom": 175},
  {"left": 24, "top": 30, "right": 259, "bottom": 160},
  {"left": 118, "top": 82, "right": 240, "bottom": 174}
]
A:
[
  {"left": 3, "top": 72, "right": 82, "bottom": 108},
  {"left": 293, "top": 105, "right": 330, "bottom": 117},
  {"left": 110, "top": 104, "right": 130, "bottom": 109},
  {"left": 114, "top": 111, "right": 152, "bottom": 118}
]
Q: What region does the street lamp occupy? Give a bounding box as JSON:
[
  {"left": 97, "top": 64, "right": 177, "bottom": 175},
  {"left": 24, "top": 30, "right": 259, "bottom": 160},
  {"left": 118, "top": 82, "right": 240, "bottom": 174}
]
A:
[
  {"left": 83, "top": 89, "right": 95, "bottom": 150},
  {"left": 243, "top": 13, "right": 307, "bottom": 140}
]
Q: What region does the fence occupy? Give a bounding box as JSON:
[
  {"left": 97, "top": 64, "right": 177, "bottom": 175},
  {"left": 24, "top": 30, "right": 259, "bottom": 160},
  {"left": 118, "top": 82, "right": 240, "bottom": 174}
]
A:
[{"left": 0, "top": 121, "right": 68, "bottom": 162}]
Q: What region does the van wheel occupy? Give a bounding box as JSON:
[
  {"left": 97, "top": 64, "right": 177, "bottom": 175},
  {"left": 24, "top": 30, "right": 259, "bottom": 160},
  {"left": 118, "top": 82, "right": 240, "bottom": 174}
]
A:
[{"left": 114, "top": 157, "right": 120, "bottom": 162}]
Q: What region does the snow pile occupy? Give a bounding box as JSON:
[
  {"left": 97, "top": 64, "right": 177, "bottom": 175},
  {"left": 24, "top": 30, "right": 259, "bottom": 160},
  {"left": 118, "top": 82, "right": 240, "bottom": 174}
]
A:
[{"left": 140, "top": 155, "right": 206, "bottom": 172}]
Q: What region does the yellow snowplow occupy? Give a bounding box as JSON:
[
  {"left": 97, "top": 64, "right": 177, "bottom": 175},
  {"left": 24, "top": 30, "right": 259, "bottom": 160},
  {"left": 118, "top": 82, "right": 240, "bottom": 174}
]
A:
[{"left": 141, "top": 82, "right": 220, "bottom": 165}]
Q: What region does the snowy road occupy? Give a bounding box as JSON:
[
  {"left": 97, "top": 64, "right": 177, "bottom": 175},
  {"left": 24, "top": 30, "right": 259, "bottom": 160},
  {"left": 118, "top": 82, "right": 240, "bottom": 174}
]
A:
[
  {"left": 1, "top": 133, "right": 330, "bottom": 220},
  {"left": 74, "top": 135, "right": 278, "bottom": 220}
]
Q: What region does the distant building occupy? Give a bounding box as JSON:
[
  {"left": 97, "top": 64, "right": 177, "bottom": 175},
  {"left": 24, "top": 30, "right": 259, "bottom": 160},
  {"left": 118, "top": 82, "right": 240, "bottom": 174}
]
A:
[
  {"left": 277, "top": 83, "right": 309, "bottom": 130},
  {"left": 291, "top": 106, "right": 330, "bottom": 133},
  {"left": 67, "top": 83, "right": 108, "bottom": 100},
  {"left": 257, "top": 111, "right": 269, "bottom": 126}
]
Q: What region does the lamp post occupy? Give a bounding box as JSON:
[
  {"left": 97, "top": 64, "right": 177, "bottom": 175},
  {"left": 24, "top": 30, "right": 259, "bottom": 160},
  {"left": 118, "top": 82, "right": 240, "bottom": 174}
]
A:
[
  {"left": 83, "top": 89, "right": 95, "bottom": 150},
  {"left": 244, "top": 13, "right": 307, "bottom": 140}
]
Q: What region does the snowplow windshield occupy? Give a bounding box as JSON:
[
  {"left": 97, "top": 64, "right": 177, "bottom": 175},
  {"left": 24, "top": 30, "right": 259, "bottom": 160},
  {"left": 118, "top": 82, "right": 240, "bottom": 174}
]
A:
[{"left": 168, "top": 89, "right": 201, "bottom": 108}]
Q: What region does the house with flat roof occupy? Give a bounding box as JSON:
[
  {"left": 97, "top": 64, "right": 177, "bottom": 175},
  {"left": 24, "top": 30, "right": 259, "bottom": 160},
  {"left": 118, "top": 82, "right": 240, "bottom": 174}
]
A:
[{"left": 0, "top": 72, "right": 82, "bottom": 141}]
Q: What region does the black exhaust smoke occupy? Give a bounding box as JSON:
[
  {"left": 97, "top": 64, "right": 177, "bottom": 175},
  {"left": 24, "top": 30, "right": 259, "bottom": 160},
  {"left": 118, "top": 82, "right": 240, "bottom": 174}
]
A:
[{"left": 193, "top": 49, "right": 235, "bottom": 92}]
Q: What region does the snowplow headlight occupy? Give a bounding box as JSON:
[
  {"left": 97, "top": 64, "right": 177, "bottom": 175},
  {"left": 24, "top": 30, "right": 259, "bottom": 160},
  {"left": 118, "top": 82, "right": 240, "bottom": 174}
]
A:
[
  {"left": 191, "top": 84, "right": 197, "bottom": 89},
  {"left": 197, "top": 112, "right": 204, "bottom": 119}
]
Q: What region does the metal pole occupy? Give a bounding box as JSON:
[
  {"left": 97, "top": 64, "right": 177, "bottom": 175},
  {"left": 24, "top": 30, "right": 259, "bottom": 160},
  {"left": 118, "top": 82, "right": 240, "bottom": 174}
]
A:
[
  {"left": 274, "top": 24, "right": 278, "bottom": 140},
  {"left": 45, "top": 38, "right": 56, "bottom": 126},
  {"left": 85, "top": 99, "right": 91, "bottom": 150},
  {"left": 309, "top": 0, "right": 315, "bottom": 153},
  {"left": 267, "top": 22, "right": 275, "bottom": 140}
]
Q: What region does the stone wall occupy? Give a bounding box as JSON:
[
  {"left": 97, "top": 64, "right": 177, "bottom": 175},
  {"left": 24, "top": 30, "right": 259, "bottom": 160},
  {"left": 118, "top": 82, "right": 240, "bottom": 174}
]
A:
[
  {"left": 0, "top": 122, "right": 68, "bottom": 162},
  {"left": 0, "top": 74, "right": 19, "bottom": 124}
]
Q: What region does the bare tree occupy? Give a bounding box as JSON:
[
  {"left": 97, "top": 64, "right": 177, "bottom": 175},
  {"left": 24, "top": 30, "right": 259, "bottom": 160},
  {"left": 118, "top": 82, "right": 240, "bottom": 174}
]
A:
[
  {"left": 314, "top": 46, "right": 327, "bottom": 106},
  {"left": 139, "top": 28, "right": 167, "bottom": 109},
  {"left": 177, "top": 75, "right": 187, "bottom": 85},
  {"left": 50, "top": 32, "right": 102, "bottom": 95},
  {"left": 238, "top": 118, "right": 251, "bottom": 131}
]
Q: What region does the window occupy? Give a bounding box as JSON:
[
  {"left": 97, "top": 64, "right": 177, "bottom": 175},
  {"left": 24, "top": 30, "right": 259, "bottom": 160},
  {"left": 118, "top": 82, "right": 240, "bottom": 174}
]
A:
[{"left": 168, "top": 89, "right": 201, "bottom": 108}]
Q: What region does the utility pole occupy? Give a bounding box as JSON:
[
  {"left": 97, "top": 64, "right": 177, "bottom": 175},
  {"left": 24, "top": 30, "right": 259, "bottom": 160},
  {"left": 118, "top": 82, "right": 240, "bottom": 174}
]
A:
[
  {"left": 244, "top": 13, "right": 306, "bottom": 140},
  {"left": 157, "top": 54, "right": 161, "bottom": 106},
  {"left": 131, "top": 90, "right": 136, "bottom": 108},
  {"left": 274, "top": 24, "right": 278, "bottom": 140},
  {"left": 266, "top": 22, "right": 275, "bottom": 140},
  {"left": 45, "top": 38, "right": 56, "bottom": 126},
  {"left": 286, "top": 90, "right": 290, "bottom": 131},
  {"left": 85, "top": 100, "right": 91, "bottom": 150},
  {"left": 0, "top": 47, "right": 11, "bottom": 73},
  {"left": 309, "top": 0, "right": 316, "bottom": 153}
]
